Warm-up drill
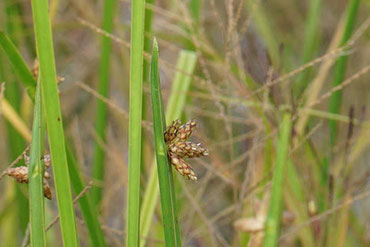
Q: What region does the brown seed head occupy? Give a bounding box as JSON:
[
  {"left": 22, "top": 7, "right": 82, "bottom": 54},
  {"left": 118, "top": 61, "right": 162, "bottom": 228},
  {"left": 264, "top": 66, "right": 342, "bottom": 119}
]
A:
[
  {"left": 169, "top": 142, "right": 208, "bottom": 158},
  {"left": 169, "top": 153, "right": 197, "bottom": 182},
  {"left": 164, "top": 119, "right": 181, "bottom": 143}
]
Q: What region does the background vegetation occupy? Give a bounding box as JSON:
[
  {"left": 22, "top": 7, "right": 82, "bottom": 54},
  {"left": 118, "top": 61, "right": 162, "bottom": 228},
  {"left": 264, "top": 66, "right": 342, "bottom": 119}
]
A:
[{"left": 0, "top": 0, "right": 369, "bottom": 246}]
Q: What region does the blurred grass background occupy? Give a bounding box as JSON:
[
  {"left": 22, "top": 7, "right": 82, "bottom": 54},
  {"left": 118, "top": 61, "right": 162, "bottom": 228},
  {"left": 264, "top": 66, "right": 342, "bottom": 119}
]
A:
[{"left": 0, "top": 0, "right": 370, "bottom": 246}]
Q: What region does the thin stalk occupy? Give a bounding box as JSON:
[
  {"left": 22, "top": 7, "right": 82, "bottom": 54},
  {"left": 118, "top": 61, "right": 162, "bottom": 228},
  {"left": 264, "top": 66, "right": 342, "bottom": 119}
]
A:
[
  {"left": 150, "top": 38, "right": 181, "bottom": 246},
  {"left": 126, "top": 0, "right": 145, "bottom": 245},
  {"left": 91, "top": 0, "right": 117, "bottom": 207},
  {"left": 140, "top": 50, "right": 197, "bottom": 247},
  {"left": 328, "top": 0, "right": 359, "bottom": 147},
  {"left": 30, "top": 0, "right": 79, "bottom": 245},
  {"left": 262, "top": 113, "right": 292, "bottom": 247},
  {"left": 295, "top": 0, "right": 321, "bottom": 96},
  {"left": 29, "top": 79, "right": 46, "bottom": 247},
  {"left": 140, "top": 0, "right": 155, "bottom": 194}
]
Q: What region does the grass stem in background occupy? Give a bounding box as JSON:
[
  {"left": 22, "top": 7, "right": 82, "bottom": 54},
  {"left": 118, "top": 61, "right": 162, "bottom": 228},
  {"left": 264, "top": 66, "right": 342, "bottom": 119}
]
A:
[
  {"left": 126, "top": 0, "right": 145, "bottom": 245},
  {"left": 295, "top": 0, "right": 321, "bottom": 96},
  {"left": 0, "top": 31, "right": 36, "bottom": 100},
  {"left": 91, "top": 0, "right": 116, "bottom": 207},
  {"left": 30, "top": 0, "right": 79, "bottom": 245},
  {"left": 28, "top": 79, "right": 46, "bottom": 247},
  {"left": 150, "top": 38, "right": 181, "bottom": 247},
  {"left": 262, "top": 113, "right": 292, "bottom": 247},
  {"left": 140, "top": 49, "right": 197, "bottom": 246},
  {"left": 328, "top": 0, "right": 359, "bottom": 147}
]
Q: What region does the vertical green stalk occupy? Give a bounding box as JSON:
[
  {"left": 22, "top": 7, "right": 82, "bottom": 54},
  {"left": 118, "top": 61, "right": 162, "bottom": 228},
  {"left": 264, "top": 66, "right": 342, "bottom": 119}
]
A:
[
  {"left": 140, "top": 50, "right": 197, "bottom": 247},
  {"left": 295, "top": 0, "right": 321, "bottom": 96},
  {"left": 91, "top": 0, "right": 116, "bottom": 207},
  {"left": 30, "top": 0, "right": 79, "bottom": 245},
  {"left": 262, "top": 113, "right": 292, "bottom": 247},
  {"left": 143, "top": 0, "right": 155, "bottom": 83},
  {"left": 328, "top": 0, "right": 359, "bottom": 147},
  {"left": 29, "top": 79, "right": 46, "bottom": 247},
  {"left": 141, "top": 0, "right": 155, "bottom": 185},
  {"left": 126, "top": 0, "right": 145, "bottom": 245},
  {"left": 150, "top": 38, "right": 181, "bottom": 246},
  {"left": 189, "top": 0, "right": 202, "bottom": 31}
]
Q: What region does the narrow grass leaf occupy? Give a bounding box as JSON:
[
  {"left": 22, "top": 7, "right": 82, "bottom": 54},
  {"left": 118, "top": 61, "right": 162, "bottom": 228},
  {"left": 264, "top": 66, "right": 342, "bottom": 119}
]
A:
[
  {"left": 0, "top": 31, "right": 36, "bottom": 99},
  {"left": 126, "top": 0, "right": 145, "bottom": 245},
  {"left": 262, "top": 113, "right": 292, "bottom": 247},
  {"left": 29, "top": 79, "right": 46, "bottom": 247},
  {"left": 140, "top": 49, "right": 197, "bottom": 246},
  {"left": 295, "top": 0, "right": 321, "bottom": 96},
  {"left": 91, "top": 0, "right": 116, "bottom": 207},
  {"left": 150, "top": 38, "right": 181, "bottom": 247},
  {"left": 328, "top": 0, "right": 359, "bottom": 147},
  {"left": 30, "top": 0, "right": 79, "bottom": 245}
]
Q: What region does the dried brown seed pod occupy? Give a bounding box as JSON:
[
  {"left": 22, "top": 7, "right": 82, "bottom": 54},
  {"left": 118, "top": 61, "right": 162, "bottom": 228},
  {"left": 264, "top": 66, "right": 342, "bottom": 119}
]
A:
[
  {"left": 32, "top": 59, "right": 64, "bottom": 84},
  {"left": 169, "top": 153, "right": 197, "bottom": 182},
  {"left": 3, "top": 165, "right": 52, "bottom": 199},
  {"left": 169, "top": 142, "right": 208, "bottom": 158},
  {"left": 164, "top": 119, "right": 181, "bottom": 143},
  {"left": 3, "top": 166, "right": 29, "bottom": 183},
  {"left": 43, "top": 180, "right": 52, "bottom": 200}
]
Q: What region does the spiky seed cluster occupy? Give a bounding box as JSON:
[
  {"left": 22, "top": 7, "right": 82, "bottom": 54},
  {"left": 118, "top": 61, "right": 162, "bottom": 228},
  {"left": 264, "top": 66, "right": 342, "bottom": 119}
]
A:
[
  {"left": 164, "top": 119, "right": 208, "bottom": 182},
  {"left": 2, "top": 154, "right": 52, "bottom": 199}
]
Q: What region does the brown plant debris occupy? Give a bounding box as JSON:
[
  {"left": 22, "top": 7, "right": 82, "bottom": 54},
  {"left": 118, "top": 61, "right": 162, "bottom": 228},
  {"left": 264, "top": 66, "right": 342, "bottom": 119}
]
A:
[
  {"left": 2, "top": 154, "right": 53, "bottom": 199},
  {"left": 164, "top": 119, "right": 208, "bottom": 181},
  {"left": 32, "top": 59, "right": 65, "bottom": 84}
]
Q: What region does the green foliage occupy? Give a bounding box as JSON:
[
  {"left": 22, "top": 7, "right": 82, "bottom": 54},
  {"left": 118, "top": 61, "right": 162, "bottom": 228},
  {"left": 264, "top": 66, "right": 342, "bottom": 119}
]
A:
[
  {"left": 126, "top": 0, "right": 145, "bottom": 245},
  {"left": 30, "top": 0, "right": 79, "bottom": 245},
  {"left": 28, "top": 79, "right": 46, "bottom": 247},
  {"left": 150, "top": 38, "right": 182, "bottom": 247}
]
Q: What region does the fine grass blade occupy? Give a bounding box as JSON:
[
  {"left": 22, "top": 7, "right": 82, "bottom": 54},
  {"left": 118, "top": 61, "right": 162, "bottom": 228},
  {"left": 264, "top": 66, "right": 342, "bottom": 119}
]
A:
[
  {"left": 295, "top": 0, "right": 321, "bottom": 96},
  {"left": 262, "top": 113, "right": 292, "bottom": 247},
  {"left": 126, "top": 0, "right": 145, "bottom": 245},
  {"left": 91, "top": 0, "right": 117, "bottom": 207},
  {"left": 0, "top": 31, "right": 36, "bottom": 100},
  {"left": 28, "top": 79, "right": 46, "bottom": 247},
  {"left": 150, "top": 38, "right": 181, "bottom": 247},
  {"left": 140, "top": 49, "right": 197, "bottom": 246},
  {"left": 30, "top": 0, "right": 79, "bottom": 245},
  {"left": 66, "top": 145, "right": 107, "bottom": 247},
  {"left": 328, "top": 0, "right": 359, "bottom": 147}
]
